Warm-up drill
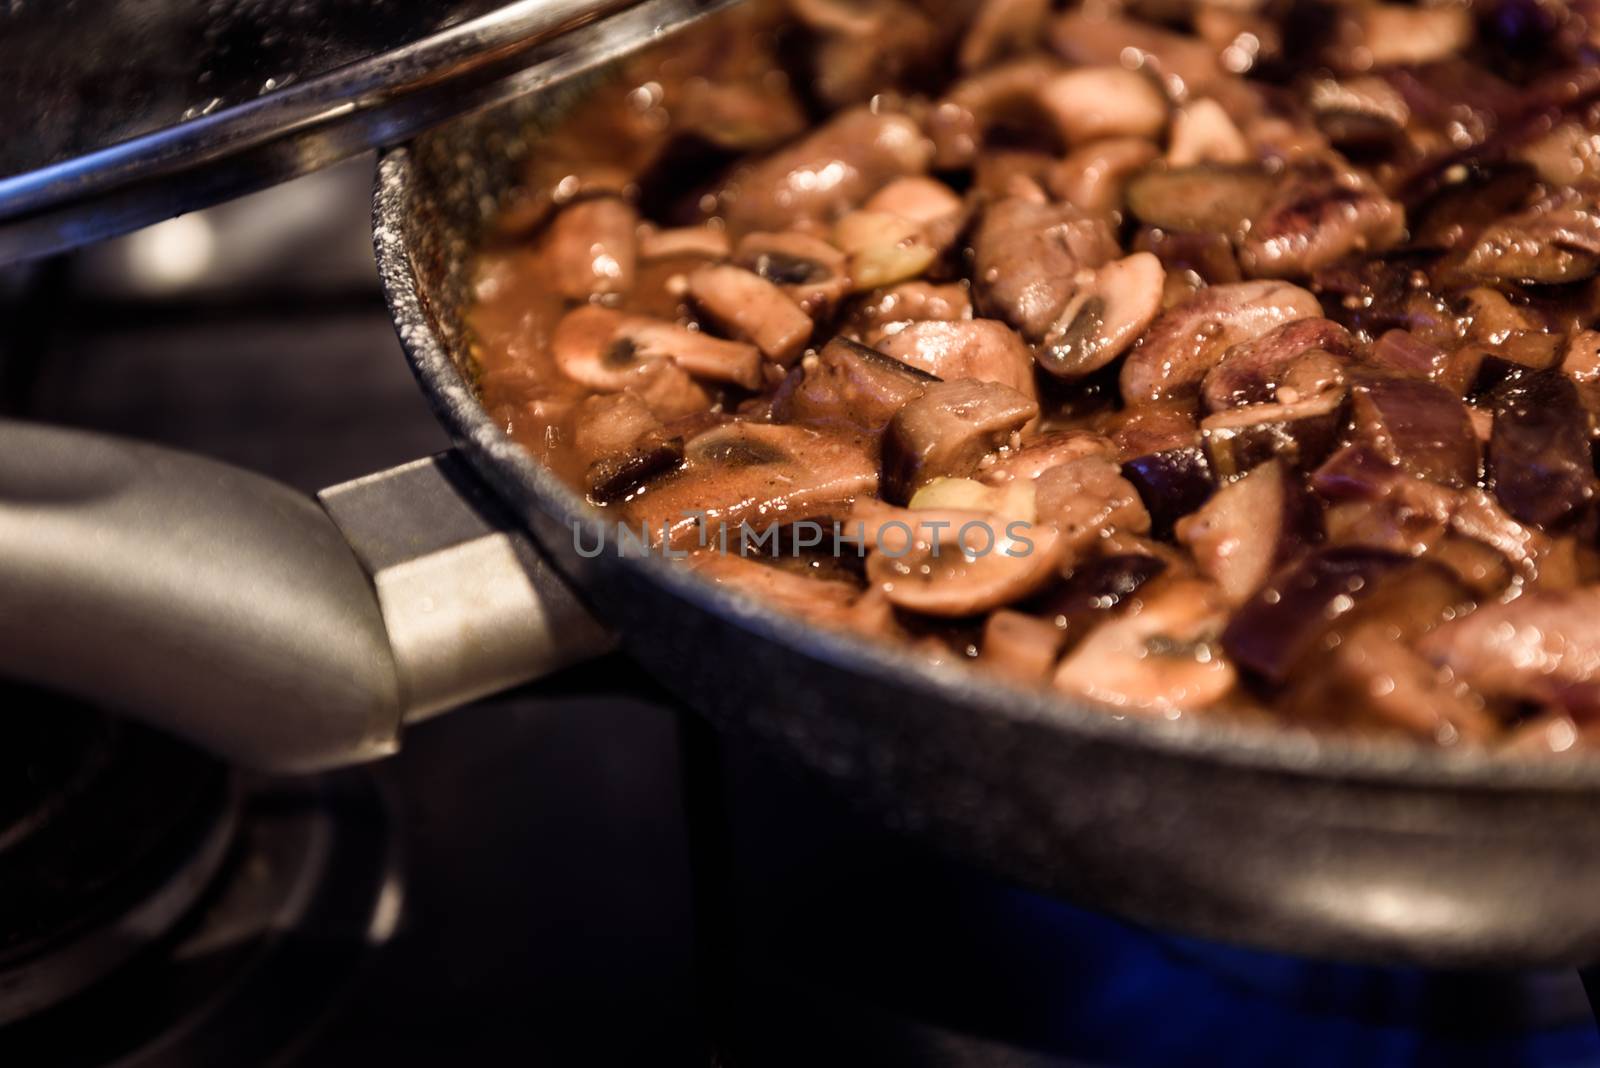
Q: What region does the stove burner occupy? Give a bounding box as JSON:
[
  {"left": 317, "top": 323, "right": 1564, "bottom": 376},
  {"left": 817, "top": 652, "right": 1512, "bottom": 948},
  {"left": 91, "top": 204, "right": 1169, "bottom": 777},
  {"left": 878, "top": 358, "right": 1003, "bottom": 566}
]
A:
[
  {"left": 0, "top": 693, "right": 397, "bottom": 1066},
  {"left": 0, "top": 692, "right": 235, "bottom": 1023}
]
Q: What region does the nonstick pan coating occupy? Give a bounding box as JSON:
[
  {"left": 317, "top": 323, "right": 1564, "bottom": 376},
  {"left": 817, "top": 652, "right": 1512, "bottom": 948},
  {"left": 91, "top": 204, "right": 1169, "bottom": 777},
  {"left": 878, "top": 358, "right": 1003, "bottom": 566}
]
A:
[{"left": 373, "top": 61, "right": 1600, "bottom": 969}]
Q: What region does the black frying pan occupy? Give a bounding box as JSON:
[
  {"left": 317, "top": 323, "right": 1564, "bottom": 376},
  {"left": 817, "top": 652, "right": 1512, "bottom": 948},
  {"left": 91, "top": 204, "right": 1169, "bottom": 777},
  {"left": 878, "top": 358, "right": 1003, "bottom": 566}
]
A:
[{"left": 6, "top": 10, "right": 1600, "bottom": 975}]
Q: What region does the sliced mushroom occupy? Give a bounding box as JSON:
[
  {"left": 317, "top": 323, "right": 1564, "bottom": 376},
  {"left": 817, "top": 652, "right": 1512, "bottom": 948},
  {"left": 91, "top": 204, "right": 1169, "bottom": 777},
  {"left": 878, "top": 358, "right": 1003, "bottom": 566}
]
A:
[
  {"left": 979, "top": 609, "right": 1068, "bottom": 682},
  {"left": 689, "top": 550, "right": 861, "bottom": 622},
  {"left": 1175, "top": 460, "right": 1320, "bottom": 605},
  {"left": 631, "top": 360, "right": 715, "bottom": 421},
  {"left": 979, "top": 431, "right": 1118, "bottom": 485},
  {"left": 1045, "top": 138, "right": 1162, "bottom": 215},
  {"left": 543, "top": 196, "right": 638, "bottom": 300},
  {"left": 833, "top": 211, "right": 939, "bottom": 291},
  {"left": 1343, "top": 3, "right": 1474, "bottom": 69},
  {"left": 552, "top": 305, "right": 764, "bottom": 391},
  {"left": 721, "top": 107, "right": 933, "bottom": 235},
  {"left": 862, "top": 177, "right": 966, "bottom": 250},
  {"left": 864, "top": 510, "right": 1064, "bottom": 618},
  {"left": 1460, "top": 183, "right": 1600, "bottom": 285},
  {"left": 791, "top": 0, "right": 939, "bottom": 110},
  {"left": 1119, "top": 280, "right": 1322, "bottom": 404},
  {"left": 1200, "top": 317, "right": 1354, "bottom": 411},
  {"left": 1418, "top": 589, "right": 1600, "bottom": 715},
  {"left": 771, "top": 336, "right": 937, "bottom": 436},
  {"left": 1236, "top": 166, "right": 1405, "bottom": 278},
  {"left": 1166, "top": 99, "right": 1250, "bottom": 167},
  {"left": 1049, "top": 11, "right": 1227, "bottom": 101},
  {"left": 958, "top": 0, "right": 1051, "bottom": 72},
  {"left": 925, "top": 59, "right": 1071, "bottom": 168},
  {"left": 638, "top": 225, "right": 732, "bottom": 261},
  {"left": 686, "top": 263, "right": 813, "bottom": 364},
  {"left": 1053, "top": 576, "right": 1238, "bottom": 716},
  {"left": 881, "top": 378, "right": 1039, "bottom": 503},
  {"left": 735, "top": 231, "right": 851, "bottom": 318},
  {"left": 875, "top": 319, "right": 1038, "bottom": 402},
  {"left": 1035, "top": 67, "right": 1171, "bottom": 147},
  {"left": 1034, "top": 455, "right": 1153, "bottom": 560},
  {"left": 571, "top": 392, "right": 685, "bottom": 502},
  {"left": 970, "top": 197, "right": 1119, "bottom": 339},
  {"left": 1561, "top": 329, "right": 1600, "bottom": 418},
  {"left": 1105, "top": 399, "right": 1202, "bottom": 459},
  {"left": 1036, "top": 252, "right": 1167, "bottom": 380},
  {"left": 853, "top": 282, "right": 973, "bottom": 344},
  {"left": 551, "top": 306, "right": 666, "bottom": 391},
  {"left": 623, "top": 422, "right": 879, "bottom": 547}
]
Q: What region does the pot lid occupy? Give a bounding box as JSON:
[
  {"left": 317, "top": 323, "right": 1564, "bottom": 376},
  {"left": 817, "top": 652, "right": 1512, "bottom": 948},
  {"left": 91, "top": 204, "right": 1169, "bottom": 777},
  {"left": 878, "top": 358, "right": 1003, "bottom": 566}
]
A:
[{"left": 0, "top": 0, "right": 731, "bottom": 265}]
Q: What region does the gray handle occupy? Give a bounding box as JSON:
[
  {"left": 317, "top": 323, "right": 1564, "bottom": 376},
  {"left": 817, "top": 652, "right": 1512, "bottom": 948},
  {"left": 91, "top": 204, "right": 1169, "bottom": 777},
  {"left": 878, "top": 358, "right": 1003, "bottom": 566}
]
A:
[{"left": 0, "top": 419, "right": 612, "bottom": 772}]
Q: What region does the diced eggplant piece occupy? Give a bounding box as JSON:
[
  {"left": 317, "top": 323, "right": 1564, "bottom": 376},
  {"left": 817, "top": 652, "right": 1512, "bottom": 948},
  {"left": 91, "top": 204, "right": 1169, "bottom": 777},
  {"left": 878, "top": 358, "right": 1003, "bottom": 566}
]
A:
[
  {"left": 1221, "top": 547, "right": 1458, "bottom": 685},
  {"left": 1200, "top": 390, "right": 1345, "bottom": 478},
  {"left": 970, "top": 197, "right": 1119, "bottom": 339},
  {"left": 1342, "top": 3, "right": 1474, "bottom": 68},
  {"left": 1104, "top": 400, "right": 1201, "bottom": 460},
  {"left": 864, "top": 510, "right": 1064, "bottom": 618},
  {"left": 1281, "top": 625, "right": 1497, "bottom": 743},
  {"left": 1036, "top": 253, "right": 1166, "bottom": 380},
  {"left": 543, "top": 196, "right": 638, "bottom": 300},
  {"left": 1120, "top": 444, "right": 1217, "bottom": 540},
  {"left": 1310, "top": 442, "right": 1402, "bottom": 500},
  {"left": 1120, "top": 281, "right": 1322, "bottom": 404},
  {"left": 721, "top": 108, "right": 933, "bottom": 235},
  {"left": 771, "top": 337, "right": 937, "bottom": 437},
  {"left": 1349, "top": 374, "right": 1479, "bottom": 488},
  {"left": 876, "top": 320, "right": 1038, "bottom": 402},
  {"left": 1484, "top": 367, "right": 1597, "bottom": 528},
  {"left": 1236, "top": 167, "right": 1406, "bottom": 279},
  {"left": 571, "top": 393, "right": 685, "bottom": 502},
  {"left": 1418, "top": 589, "right": 1600, "bottom": 715},
  {"left": 1200, "top": 317, "right": 1354, "bottom": 411},
  {"left": 1410, "top": 161, "right": 1540, "bottom": 251},
  {"left": 1124, "top": 164, "right": 1276, "bottom": 237},
  {"left": 623, "top": 423, "right": 878, "bottom": 547},
  {"left": 1053, "top": 577, "right": 1238, "bottom": 716},
  {"left": 1460, "top": 183, "right": 1600, "bottom": 284},
  {"left": 979, "top": 609, "right": 1069, "bottom": 683},
  {"left": 1032, "top": 553, "right": 1168, "bottom": 631},
  {"left": 1368, "top": 329, "right": 1448, "bottom": 379},
  {"left": 735, "top": 231, "right": 850, "bottom": 318},
  {"left": 1322, "top": 472, "right": 1456, "bottom": 558},
  {"left": 1176, "top": 460, "right": 1322, "bottom": 605},
  {"left": 686, "top": 264, "right": 813, "bottom": 364},
  {"left": 881, "top": 379, "right": 1039, "bottom": 503}
]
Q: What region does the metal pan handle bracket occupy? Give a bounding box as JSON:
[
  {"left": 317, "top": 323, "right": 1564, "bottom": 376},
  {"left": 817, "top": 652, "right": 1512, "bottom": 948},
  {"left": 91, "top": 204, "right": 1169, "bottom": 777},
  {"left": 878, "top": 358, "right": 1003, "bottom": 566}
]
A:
[{"left": 0, "top": 419, "right": 612, "bottom": 772}]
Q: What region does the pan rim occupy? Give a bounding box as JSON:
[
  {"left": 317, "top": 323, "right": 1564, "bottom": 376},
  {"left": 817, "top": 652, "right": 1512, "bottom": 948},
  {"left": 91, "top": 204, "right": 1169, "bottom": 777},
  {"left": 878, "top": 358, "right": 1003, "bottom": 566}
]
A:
[{"left": 372, "top": 144, "right": 1600, "bottom": 796}]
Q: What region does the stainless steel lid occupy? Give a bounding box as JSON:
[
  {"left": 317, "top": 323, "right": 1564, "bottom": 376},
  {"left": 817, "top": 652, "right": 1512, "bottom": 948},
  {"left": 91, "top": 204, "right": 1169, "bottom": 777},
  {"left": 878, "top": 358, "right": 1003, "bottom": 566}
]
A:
[{"left": 0, "top": 0, "right": 732, "bottom": 264}]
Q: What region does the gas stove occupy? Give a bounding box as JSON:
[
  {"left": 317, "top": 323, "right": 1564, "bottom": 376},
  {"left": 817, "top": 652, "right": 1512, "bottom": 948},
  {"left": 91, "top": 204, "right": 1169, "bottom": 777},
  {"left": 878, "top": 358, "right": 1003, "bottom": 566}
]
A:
[{"left": 2, "top": 156, "right": 1599, "bottom": 1067}]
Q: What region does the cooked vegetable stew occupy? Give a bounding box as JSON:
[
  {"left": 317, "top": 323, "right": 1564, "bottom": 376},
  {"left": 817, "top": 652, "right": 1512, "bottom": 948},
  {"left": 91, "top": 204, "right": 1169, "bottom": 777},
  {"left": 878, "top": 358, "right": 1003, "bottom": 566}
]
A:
[{"left": 468, "top": 0, "right": 1600, "bottom": 750}]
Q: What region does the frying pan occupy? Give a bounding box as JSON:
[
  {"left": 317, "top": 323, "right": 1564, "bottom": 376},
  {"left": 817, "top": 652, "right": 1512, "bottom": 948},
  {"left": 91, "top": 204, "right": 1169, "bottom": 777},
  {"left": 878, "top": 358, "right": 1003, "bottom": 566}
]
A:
[{"left": 8, "top": 8, "right": 1600, "bottom": 975}]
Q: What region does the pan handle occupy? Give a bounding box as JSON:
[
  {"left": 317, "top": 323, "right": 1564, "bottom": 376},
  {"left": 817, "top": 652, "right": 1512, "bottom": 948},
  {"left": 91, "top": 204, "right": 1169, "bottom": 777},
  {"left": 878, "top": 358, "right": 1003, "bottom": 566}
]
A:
[{"left": 0, "top": 419, "right": 613, "bottom": 772}]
